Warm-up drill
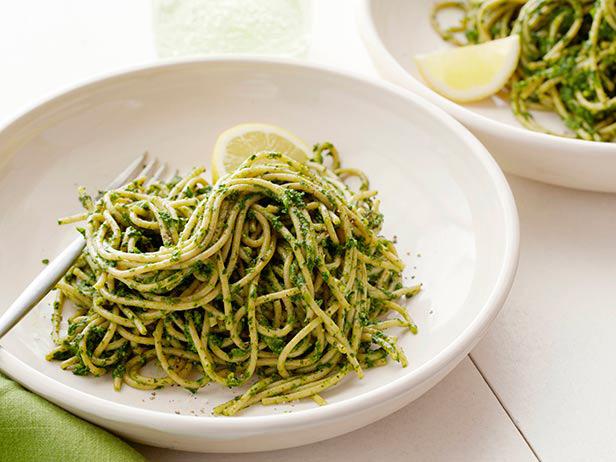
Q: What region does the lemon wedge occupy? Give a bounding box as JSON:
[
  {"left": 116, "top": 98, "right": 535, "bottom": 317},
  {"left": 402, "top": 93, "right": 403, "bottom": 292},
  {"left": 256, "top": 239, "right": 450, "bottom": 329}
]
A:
[
  {"left": 211, "top": 123, "right": 310, "bottom": 181},
  {"left": 414, "top": 35, "right": 520, "bottom": 103}
]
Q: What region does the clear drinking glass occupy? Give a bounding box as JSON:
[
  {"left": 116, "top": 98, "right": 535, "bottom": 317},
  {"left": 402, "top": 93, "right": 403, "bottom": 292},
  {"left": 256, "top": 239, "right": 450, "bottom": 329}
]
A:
[{"left": 152, "top": 0, "right": 312, "bottom": 58}]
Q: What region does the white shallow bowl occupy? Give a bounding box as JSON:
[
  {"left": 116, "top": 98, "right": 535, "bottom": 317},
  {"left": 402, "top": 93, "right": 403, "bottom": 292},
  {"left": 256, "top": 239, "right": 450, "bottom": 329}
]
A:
[
  {"left": 0, "top": 58, "right": 518, "bottom": 452},
  {"left": 358, "top": 0, "right": 616, "bottom": 192}
]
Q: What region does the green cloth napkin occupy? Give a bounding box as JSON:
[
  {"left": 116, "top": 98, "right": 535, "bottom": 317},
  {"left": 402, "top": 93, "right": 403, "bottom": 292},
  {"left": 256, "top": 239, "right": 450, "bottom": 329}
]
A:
[{"left": 0, "top": 372, "right": 144, "bottom": 462}]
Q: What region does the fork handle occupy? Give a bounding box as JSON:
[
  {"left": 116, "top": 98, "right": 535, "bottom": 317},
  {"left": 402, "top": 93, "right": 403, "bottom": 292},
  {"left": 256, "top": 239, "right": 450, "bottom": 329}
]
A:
[{"left": 0, "top": 236, "right": 85, "bottom": 339}]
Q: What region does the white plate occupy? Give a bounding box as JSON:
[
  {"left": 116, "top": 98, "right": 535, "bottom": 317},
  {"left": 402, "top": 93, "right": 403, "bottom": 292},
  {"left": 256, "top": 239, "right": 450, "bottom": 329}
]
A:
[
  {"left": 0, "top": 58, "right": 518, "bottom": 452},
  {"left": 358, "top": 0, "right": 616, "bottom": 192}
]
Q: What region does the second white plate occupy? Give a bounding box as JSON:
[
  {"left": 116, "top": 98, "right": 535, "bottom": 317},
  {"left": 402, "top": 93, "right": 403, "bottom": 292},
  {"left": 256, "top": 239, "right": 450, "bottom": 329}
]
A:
[{"left": 358, "top": 0, "right": 616, "bottom": 192}]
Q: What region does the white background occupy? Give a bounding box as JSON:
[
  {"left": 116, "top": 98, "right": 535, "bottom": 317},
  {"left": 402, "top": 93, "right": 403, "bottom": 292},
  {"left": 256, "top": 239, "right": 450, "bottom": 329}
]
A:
[{"left": 1, "top": 1, "right": 614, "bottom": 460}]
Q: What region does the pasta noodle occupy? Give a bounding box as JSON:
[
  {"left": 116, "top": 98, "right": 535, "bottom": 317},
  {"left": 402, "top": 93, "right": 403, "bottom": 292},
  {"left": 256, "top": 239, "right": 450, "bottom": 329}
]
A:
[
  {"left": 47, "top": 144, "right": 419, "bottom": 415},
  {"left": 432, "top": 0, "right": 616, "bottom": 141}
]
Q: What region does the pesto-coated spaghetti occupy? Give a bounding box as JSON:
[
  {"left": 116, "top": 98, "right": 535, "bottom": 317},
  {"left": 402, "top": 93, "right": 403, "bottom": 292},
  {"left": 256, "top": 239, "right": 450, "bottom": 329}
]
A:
[
  {"left": 47, "top": 145, "right": 419, "bottom": 415},
  {"left": 432, "top": 0, "right": 616, "bottom": 141}
]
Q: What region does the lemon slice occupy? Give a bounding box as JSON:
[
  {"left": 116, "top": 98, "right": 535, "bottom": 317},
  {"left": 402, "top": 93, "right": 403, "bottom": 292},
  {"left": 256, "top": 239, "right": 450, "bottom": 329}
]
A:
[
  {"left": 414, "top": 35, "right": 520, "bottom": 103},
  {"left": 212, "top": 123, "right": 310, "bottom": 181}
]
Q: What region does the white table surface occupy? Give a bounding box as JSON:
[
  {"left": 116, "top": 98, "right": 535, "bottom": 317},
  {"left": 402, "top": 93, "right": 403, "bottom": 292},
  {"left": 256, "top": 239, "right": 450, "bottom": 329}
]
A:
[{"left": 1, "top": 1, "right": 614, "bottom": 461}]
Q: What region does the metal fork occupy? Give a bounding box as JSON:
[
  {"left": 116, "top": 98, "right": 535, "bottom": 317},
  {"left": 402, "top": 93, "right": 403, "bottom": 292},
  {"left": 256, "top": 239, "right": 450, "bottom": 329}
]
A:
[{"left": 0, "top": 153, "right": 167, "bottom": 339}]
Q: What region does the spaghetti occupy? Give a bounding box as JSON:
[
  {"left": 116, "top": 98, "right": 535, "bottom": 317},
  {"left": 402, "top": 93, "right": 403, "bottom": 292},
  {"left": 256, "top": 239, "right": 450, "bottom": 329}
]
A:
[
  {"left": 432, "top": 0, "right": 616, "bottom": 141},
  {"left": 47, "top": 145, "right": 419, "bottom": 415}
]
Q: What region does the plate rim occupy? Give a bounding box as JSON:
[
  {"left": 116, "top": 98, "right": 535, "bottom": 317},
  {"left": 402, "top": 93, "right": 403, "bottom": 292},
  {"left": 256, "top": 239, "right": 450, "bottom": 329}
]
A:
[
  {"left": 357, "top": 0, "right": 616, "bottom": 156},
  {"left": 0, "top": 56, "right": 519, "bottom": 431}
]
